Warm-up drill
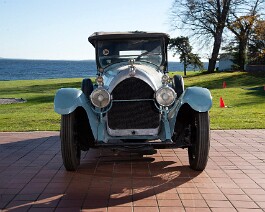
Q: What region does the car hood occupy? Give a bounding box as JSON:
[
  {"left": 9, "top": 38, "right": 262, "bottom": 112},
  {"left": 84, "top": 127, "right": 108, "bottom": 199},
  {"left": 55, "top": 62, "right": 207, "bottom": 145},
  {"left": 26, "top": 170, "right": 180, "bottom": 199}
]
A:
[{"left": 103, "top": 63, "right": 163, "bottom": 92}]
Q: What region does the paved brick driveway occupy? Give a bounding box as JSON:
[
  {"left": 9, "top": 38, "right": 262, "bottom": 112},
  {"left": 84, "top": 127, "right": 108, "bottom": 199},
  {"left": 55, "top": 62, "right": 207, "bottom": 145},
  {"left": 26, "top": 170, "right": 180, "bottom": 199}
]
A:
[{"left": 0, "top": 130, "right": 265, "bottom": 212}]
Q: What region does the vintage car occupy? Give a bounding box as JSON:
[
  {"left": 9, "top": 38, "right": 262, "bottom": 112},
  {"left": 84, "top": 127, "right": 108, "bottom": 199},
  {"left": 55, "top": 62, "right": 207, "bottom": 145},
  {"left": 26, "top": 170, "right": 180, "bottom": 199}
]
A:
[{"left": 54, "top": 31, "right": 212, "bottom": 171}]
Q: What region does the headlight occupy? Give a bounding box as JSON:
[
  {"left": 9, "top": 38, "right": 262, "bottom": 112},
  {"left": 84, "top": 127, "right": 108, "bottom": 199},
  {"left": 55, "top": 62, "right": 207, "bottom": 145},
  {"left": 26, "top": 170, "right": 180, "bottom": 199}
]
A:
[
  {"left": 155, "top": 87, "right": 176, "bottom": 107},
  {"left": 90, "top": 88, "right": 110, "bottom": 108}
]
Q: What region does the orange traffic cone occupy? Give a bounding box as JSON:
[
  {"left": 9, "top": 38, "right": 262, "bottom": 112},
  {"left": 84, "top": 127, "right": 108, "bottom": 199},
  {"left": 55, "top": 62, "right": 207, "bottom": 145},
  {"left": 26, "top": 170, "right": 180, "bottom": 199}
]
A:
[
  {"left": 223, "top": 81, "right": 227, "bottom": 88},
  {"left": 220, "top": 97, "right": 225, "bottom": 108}
]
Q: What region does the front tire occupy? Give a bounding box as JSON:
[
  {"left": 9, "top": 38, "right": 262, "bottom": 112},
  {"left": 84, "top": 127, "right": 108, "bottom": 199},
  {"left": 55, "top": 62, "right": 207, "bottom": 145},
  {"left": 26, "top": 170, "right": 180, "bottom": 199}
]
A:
[
  {"left": 188, "top": 112, "right": 210, "bottom": 171},
  {"left": 61, "top": 111, "right": 81, "bottom": 171}
]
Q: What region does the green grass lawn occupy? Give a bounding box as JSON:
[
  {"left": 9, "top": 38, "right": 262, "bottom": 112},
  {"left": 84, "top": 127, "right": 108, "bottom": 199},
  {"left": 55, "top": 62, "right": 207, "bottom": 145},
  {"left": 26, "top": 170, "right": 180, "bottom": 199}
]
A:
[
  {"left": 172, "top": 71, "right": 265, "bottom": 129},
  {"left": 0, "top": 71, "right": 264, "bottom": 131}
]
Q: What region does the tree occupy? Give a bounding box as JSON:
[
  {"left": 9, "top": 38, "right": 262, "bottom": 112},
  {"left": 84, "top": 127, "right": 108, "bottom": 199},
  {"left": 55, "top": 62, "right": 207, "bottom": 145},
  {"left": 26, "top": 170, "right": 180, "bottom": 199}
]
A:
[
  {"left": 226, "top": 0, "right": 265, "bottom": 70},
  {"left": 222, "top": 17, "right": 265, "bottom": 69},
  {"left": 169, "top": 37, "right": 203, "bottom": 76},
  {"left": 170, "top": 0, "right": 235, "bottom": 73},
  {"left": 222, "top": 41, "right": 242, "bottom": 70},
  {"left": 248, "top": 19, "right": 265, "bottom": 64}
]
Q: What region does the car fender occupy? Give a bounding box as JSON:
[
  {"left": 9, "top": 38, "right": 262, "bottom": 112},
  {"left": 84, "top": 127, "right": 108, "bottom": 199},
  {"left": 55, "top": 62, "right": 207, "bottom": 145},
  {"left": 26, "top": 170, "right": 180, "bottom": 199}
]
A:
[
  {"left": 54, "top": 88, "right": 98, "bottom": 138},
  {"left": 179, "top": 86, "right": 212, "bottom": 112},
  {"left": 54, "top": 88, "right": 87, "bottom": 114},
  {"left": 167, "top": 87, "right": 212, "bottom": 136}
]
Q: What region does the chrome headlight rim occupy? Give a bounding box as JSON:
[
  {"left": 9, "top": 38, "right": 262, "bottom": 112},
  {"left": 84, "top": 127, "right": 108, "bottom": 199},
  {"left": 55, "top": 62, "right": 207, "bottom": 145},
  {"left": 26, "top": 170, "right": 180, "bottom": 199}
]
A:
[
  {"left": 90, "top": 88, "right": 111, "bottom": 108},
  {"left": 155, "top": 86, "right": 176, "bottom": 107}
]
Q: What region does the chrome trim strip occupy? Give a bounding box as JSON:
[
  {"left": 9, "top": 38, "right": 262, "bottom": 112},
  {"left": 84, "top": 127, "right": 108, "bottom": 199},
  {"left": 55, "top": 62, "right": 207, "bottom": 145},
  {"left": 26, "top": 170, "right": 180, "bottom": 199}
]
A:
[
  {"left": 107, "top": 127, "right": 160, "bottom": 137},
  {"left": 112, "top": 99, "right": 154, "bottom": 102}
]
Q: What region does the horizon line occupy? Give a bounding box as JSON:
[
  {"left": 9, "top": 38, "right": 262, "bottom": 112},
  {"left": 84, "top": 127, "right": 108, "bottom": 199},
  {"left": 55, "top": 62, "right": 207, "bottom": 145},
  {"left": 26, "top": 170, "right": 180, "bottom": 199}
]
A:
[{"left": 0, "top": 57, "right": 211, "bottom": 63}]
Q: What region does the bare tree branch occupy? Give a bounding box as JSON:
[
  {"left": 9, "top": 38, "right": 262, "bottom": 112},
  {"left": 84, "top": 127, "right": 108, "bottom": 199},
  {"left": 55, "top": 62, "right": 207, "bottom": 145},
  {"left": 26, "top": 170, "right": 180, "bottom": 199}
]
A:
[{"left": 169, "top": 0, "right": 264, "bottom": 72}]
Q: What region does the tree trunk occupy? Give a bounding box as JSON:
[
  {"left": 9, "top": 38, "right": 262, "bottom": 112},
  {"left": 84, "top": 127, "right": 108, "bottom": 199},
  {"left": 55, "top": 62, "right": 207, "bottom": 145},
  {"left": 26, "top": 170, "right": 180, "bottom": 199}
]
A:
[
  {"left": 184, "top": 59, "right": 187, "bottom": 76},
  {"left": 184, "top": 67, "right": 187, "bottom": 76},
  {"left": 208, "top": 30, "right": 223, "bottom": 73},
  {"left": 238, "top": 39, "right": 248, "bottom": 70},
  {"left": 207, "top": 0, "right": 231, "bottom": 73}
]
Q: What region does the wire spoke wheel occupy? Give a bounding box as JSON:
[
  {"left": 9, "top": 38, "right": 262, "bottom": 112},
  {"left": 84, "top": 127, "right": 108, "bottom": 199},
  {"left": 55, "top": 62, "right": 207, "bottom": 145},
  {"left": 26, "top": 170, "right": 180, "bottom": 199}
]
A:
[{"left": 188, "top": 111, "right": 210, "bottom": 171}]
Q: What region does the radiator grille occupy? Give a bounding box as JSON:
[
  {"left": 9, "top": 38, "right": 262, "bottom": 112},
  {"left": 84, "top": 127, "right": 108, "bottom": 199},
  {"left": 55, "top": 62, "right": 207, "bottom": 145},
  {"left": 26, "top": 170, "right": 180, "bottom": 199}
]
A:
[{"left": 108, "top": 78, "right": 160, "bottom": 130}]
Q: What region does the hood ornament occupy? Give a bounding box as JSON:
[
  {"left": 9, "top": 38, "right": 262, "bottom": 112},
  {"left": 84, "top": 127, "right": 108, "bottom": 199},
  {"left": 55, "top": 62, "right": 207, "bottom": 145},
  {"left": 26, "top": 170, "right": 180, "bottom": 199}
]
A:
[{"left": 129, "top": 59, "right": 136, "bottom": 77}]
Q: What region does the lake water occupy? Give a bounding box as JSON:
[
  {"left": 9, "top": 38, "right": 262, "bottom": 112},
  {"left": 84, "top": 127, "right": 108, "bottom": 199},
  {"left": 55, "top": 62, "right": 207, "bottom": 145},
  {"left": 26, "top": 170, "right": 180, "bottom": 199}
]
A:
[{"left": 0, "top": 59, "right": 209, "bottom": 81}]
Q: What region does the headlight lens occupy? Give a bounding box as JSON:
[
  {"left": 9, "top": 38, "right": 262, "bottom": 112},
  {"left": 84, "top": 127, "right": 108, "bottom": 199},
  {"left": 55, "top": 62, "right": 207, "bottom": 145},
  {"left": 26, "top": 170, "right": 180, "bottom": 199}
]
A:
[
  {"left": 155, "top": 87, "right": 176, "bottom": 107},
  {"left": 90, "top": 88, "right": 110, "bottom": 108}
]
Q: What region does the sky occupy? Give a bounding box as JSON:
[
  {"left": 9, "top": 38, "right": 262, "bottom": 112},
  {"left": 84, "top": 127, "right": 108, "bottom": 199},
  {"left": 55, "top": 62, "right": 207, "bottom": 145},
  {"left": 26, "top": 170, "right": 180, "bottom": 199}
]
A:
[{"left": 0, "top": 0, "right": 181, "bottom": 61}]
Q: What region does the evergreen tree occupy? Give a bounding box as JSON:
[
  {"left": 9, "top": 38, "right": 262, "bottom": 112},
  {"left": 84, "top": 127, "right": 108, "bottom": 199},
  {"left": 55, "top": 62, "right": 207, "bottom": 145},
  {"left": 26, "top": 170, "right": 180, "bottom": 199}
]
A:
[{"left": 169, "top": 37, "right": 203, "bottom": 75}]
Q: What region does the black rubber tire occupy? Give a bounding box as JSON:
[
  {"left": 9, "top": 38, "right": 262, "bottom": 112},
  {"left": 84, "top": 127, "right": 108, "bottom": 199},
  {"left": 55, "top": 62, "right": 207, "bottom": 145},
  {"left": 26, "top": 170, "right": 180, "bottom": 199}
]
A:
[
  {"left": 188, "top": 112, "right": 210, "bottom": 171},
  {"left": 75, "top": 107, "right": 95, "bottom": 151},
  {"left": 172, "top": 75, "right": 184, "bottom": 98},
  {"left": 60, "top": 111, "right": 81, "bottom": 171},
  {"left": 81, "top": 78, "right": 93, "bottom": 100}
]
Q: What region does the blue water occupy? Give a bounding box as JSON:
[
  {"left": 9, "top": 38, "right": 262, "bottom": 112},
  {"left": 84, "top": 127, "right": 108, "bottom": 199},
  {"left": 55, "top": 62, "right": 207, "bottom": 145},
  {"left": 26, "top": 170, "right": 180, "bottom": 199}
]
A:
[{"left": 0, "top": 59, "right": 209, "bottom": 81}]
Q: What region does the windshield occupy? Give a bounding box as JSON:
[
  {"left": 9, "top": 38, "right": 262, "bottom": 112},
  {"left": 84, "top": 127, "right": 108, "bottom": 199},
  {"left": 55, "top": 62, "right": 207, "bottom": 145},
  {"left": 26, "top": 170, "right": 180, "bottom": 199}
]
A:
[{"left": 97, "top": 39, "right": 163, "bottom": 68}]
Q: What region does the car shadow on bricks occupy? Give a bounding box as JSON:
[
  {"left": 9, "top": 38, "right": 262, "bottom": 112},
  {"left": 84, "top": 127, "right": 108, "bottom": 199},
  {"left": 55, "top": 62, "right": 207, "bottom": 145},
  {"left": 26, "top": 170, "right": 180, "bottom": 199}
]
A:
[
  {"left": 76, "top": 149, "right": 200, "bottom": 209},
  {"left": 0, "top": 135, "right": 201, "bottom": 210}
]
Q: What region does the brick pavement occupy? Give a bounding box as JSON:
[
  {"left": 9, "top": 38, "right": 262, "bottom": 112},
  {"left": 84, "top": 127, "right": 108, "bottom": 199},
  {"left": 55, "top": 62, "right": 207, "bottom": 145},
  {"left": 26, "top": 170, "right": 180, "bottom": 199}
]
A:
[{"left": 0, "top": 130, "right": 265, "bottom": 211}]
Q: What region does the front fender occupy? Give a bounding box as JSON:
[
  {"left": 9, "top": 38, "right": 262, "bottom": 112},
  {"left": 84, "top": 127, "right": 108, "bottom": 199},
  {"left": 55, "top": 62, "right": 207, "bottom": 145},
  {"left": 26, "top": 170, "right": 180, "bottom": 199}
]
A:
[
  {"left": 180, "top": 87, "right": 212, "bottom": 112},
  {"left": 54, "top": 88, "right": 99, "bottom": 139},
  {"left": 54, "top": 88, "right": 87, "bottom": 114},
  {"left": 165, "top": 86, "right": 212, "bottom": 139}
]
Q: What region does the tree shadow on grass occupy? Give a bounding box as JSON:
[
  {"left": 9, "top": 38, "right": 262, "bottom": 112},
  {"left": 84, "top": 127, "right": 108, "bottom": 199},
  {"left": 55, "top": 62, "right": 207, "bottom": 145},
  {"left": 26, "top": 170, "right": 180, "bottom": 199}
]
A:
[
  {"left": 244, "top": 88, "right": 265, "bottom": 98},
  {"left": 0, "top": 81, "right": 84, "bottom": 105},
  {"left": 185, "top": 72, "right": 265, "bottom": 90},
  {"left": 0, "top": 81, "right": 82, "bottom": 96},
  {"left": 26, "top": 95, "right": 55, "bottom": 104}
]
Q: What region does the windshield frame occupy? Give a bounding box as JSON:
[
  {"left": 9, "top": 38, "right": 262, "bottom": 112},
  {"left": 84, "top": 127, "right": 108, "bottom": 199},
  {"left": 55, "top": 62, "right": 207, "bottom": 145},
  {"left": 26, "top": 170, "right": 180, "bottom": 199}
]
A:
[{"left": 95, "top": 37, "right": 167, "bottom": 70}]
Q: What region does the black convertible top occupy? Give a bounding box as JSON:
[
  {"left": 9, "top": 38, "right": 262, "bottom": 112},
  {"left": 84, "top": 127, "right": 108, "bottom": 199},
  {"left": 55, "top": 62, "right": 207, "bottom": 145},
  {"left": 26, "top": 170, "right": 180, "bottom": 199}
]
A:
[{"left": 88, "top": 31, "right": 170, "bottom": 46}]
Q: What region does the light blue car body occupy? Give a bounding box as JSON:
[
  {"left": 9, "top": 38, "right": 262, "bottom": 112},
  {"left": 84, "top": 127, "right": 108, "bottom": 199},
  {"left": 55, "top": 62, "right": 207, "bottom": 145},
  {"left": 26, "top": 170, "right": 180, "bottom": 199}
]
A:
[{"left": 54, "top": 65, "right": 212, "bottom": 143}]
